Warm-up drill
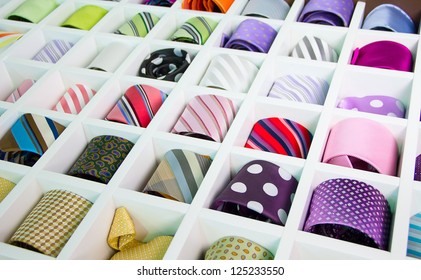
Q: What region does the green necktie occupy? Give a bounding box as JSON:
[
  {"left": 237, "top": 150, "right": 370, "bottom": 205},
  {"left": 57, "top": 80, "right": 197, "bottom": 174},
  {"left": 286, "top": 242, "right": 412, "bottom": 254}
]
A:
[
  {"left": 8, "top": 0, "right": 58, "bottom": 23},
  {"left": 115, "top": 12, "right": 160, "bottom": 37},
  {"left": 61, "top": 5, "right": 108, "bottom": 30},
  {"left": 170, "top": 16, "right": 218, "bottom": 45}
]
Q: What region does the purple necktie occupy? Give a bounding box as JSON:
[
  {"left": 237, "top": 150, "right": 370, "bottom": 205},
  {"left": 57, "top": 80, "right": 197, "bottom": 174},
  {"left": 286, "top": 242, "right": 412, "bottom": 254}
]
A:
[
  {"left": 415, "top": 154, "right": 421, "bottom": 181},
  {"left": 337, "top": 95, "right": 406, "bottom": 118},
  {"left": 298, "top": 0, "right": 355, "bottom": 27},
  {"left": 304, "top": 178, "right": 391, "bottom": 250}
]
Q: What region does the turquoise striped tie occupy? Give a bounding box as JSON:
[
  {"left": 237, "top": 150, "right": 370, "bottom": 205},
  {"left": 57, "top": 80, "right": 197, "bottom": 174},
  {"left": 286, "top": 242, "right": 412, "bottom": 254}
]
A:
[{"left": 407, "top": 212, "right": 421, "bottom": 259}]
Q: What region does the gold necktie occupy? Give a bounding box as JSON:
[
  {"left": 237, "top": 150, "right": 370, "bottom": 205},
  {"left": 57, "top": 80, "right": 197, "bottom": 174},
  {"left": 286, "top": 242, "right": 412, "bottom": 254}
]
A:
[{"left": 0, "top": 177, "right": 16, "bottom": 202}]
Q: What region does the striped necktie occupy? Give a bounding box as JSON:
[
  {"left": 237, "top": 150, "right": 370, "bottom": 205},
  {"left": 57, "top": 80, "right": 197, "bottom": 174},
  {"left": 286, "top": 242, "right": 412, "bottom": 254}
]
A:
[
  {"left": 32, "top": 39, "right": 74, "bottom": 64},
  {"left": 407, "top": 212, "right": 421, "bottom": 259},
  {"left": 0, "top": 114, "right": 66, "bottom": 166},
  {"left": 182, "top": 0, "right": 234, "bottom": 13},
  {"left": 199, "top": 54, "right": 259, "bottom": 92},
  {"left": 0, "top": 177, "right": 16, "bottom": 203},
  {"left": 5, "top": 79, "right": 35, "bottom": 103},
  {"left": 115, "top": 12, "right": 160, "bottom": 37},
  {"left": 245, "top": 117, "right": 313, "bottom": 159},
  {"left": 291, "top": 35, "right": 338, "bottom": 63},
  {"left": 171, "top": 94, "right": 236, "bottom": 142},
  {"left": 53, "top": 84, "right": 97, "bottom": 114},
  {"left": 0, "top": 31, "right": 23, "bottom": 49},
  {"left": 143, "top": 149, "right": 212, "bottom": 204},
  {"left": 106, "top": 84, "right": 167, "bottom": 127},
  {"left": 241, "top": 0, "right": 290, "bottom": 20},
  {"left": 7, "top": 0, "right": 58, "bottom": 23},
  {"left": 170, "top": 16, "right": 218, "bottom": 45}
]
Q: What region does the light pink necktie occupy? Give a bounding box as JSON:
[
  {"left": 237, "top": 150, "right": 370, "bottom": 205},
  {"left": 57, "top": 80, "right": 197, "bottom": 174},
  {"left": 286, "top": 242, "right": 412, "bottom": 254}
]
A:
[
  {"left": 5, "top": 79, "right": 35, "bottom": 103},
  {"left": 53, "top": 84, "right": 96, "bottom": 114}
]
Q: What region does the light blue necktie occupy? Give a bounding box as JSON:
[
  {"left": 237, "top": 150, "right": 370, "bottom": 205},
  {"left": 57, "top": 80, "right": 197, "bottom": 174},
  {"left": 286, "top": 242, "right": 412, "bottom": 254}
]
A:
[{"left": 362, "top": 4, "right": 415, "bottom": 34}]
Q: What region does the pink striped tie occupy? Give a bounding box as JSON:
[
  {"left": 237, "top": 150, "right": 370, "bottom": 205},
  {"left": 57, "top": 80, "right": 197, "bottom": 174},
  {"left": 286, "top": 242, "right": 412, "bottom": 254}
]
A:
[
  {"left": 53, "top": 84, "right": 96, "bottom": 114},
  {"left": 5, "top": 79, "right": 35, "bottom": 103}
]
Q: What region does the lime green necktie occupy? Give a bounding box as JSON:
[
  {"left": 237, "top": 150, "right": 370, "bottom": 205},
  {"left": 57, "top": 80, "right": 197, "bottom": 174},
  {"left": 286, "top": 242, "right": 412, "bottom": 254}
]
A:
[
  {"left": 115, "top": 12, "right": 160, "bottom": 37},
  {"left": 8, "top": 0, "right": 58, "bottom": 23},
  {"left": 61, "top": 5, "right": 108, "bottom": 30},
  {"left": 170, "top": 16, "right": 218, "bottom": 45},
  {"left": 0, "top": 177, "right": 16, "bottom": 202}
]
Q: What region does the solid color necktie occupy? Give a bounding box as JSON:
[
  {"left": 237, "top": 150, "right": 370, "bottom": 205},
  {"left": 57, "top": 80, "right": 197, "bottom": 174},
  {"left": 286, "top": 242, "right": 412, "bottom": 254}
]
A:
[
  {"left": 245, "top": 117, "right": 313, "bottom": 159},
  {"left": 143, "top": 149, "right": 212, "bottom": 204},
  {"left": 0, "top": 177, "right": 16, "bottom": 203},
  {"left": 291, "top": 35, "right": 338, "bottom": 62},
  {"left": 138, "top": 48, "right": 191, "bottom": 82},
  {"left": 205, "top": 236, "right": 274, "bottom": 260},
  {"left": 7, "top": 0, "right": 57, "bottom": 23},
  {"left": 241, "top": 0, "right": 290, "bottom": 20},
  {"left": 5, "top": 79, "right": 35, "bottom": 103},
  {"left": 337, "top": 95, "right": 406, "bottom": 118},
  {"left": 171, "top": 94, "right": 236, "bottom": 143},
  {"left": 362, "top": 4, "right": 415, "bottom": 34},
  {"left": 407, "top": 212, "right": 421, "bottom": 259},
  {"left": 0, "top": 113, "right": 65, "bottom": 167},
  {"left": 414, "top": 154, "right": 421, "bottom": 181},
  {"left": 199, "top": 54, "right": 258, "bottom": 92},
  {"left": 211, "top": 160, "right": 298, "bottom": 226},
  {"left": 144, "top": 0, "right": 176, "bottom": 6},
  {"left": 106, "top": 84, "right": 167, "bottom": 127},
  {"left": 61, "top": 5, "right": 108, "bottom": 30},
  {"left": 304, "top": 178, "right": 391, "bottom": 251},
  {"left": 32, "top": 39, "right": 74, "bottom": 64},
  {"left": 351, "top": 41, "right": 413, "bottom": 72},
  {"left": 0, "top": 31, "right": 23, "bottom": 49},
  {"left": 298, "top": 0, "right": 354, "bottom": 27},
  {"left": 87, "top": 42, "right": 132, "bottom": 72},
  {"left": 170, "top": 16, "right": 218, "bottom": 45},
  {"left": 182, "top": 0, "right": 234, "bottom": 13},
  {"left": 268, "top": 74, "right": 329, "bottom": 105},
  {"left": 322, "top": 118, "right": 398, "bottom": 176},
  {"left": 9, "top": 189, "right": 92, "bottom": 257},
  {"left": 221, "top": 19, "right": 277, "bottom": 53},
  {"left": 115, "top": 12, "right": 160, "bottom": 37},
  {"left": 53, "top": 84, "right": 97, "bottom": 115},
  {"left": 67, "top": 135, "right": 134, "bottom": 184}
]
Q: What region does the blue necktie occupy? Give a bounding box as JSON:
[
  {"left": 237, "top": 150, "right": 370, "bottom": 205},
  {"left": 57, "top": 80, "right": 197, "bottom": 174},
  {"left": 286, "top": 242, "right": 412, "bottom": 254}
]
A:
[{"left": 362, "top": 4, "right": 415, "bottom": 34}]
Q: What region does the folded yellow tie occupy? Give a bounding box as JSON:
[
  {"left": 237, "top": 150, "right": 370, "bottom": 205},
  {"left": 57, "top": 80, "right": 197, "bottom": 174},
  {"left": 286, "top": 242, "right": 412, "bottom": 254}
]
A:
[{"left": 0, "top": 177, "right": 16, "bottom": 202}]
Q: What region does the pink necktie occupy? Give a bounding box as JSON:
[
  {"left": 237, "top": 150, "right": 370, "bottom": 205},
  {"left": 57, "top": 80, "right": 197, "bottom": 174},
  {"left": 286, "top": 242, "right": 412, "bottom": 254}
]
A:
[
  {"left": 5, "top": 79, "right": 35, "bottom": 103},
  {"left": 53, "top": 84, "right": 96, "bottom": 114}
]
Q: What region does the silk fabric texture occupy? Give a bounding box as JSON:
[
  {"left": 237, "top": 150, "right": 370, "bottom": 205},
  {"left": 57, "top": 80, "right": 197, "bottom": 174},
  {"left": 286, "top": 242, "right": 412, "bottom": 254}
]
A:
[
  {"left": 182, "top": 0, "right": 234, "bottom": 13},
  {"left": 298, "top": 0, "right": 355, "bottom": 27},
  {"left": 61, "top": 5, "right": 108, "bottom": 30},
  {"left": 337, "top": 95, "right": 406, "bottom": 118},
  {"left": 170, "top": 16, "right": 217, "bottom": 45},
  {"left": 53, "top": 84, "right": 97, "bottom": 115},
  {"left": 407, "top": 212, "right": 421, "bottom": 259},
  {"left": 362, "top": 4, "right": 415, "bottom": 34},
  {"left": 144, "top": 0, "right": 176, "bottom": 6},
  {"left": 241, "top": 0, "right": 290, "bottom": 20},
  {"left": 291, "top": 35, "right": 339, "bottom": 63},
  {"left": 5, "top": 79, "right": 35, "bottom": 103},
  {"left": 0, "top": 31, "right": 23, "bottom": 49},
  {"left": 32, "top": 39, "right": 74, "bottom": 64},
  {"left": 8, "top": 0, "right": 58, "bottom": 23},
  {"left": 87, "top": 42, "right": 132, "bottom": 72},
  {"left": 115, "top": 12, "right": 160, "bottom": 37}
]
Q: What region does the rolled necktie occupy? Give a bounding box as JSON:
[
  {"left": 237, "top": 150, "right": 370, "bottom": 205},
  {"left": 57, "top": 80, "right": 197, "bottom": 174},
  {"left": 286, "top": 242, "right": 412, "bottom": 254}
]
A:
[
  {"left": 53, "top": 84, "right": 97, "bottom": 114},
  {"left": 5, "top": 79, "right": 35, "bottom": 103},
  {"left": 414, "top": 154, "right": 421, "bottom": 181},
  {"left": 143, "top": 149, "right": 212, "bottom": 204},
  {"left": 221, "top": 19, "right": 277, "bottom": 53},
  {"left": 205, "top": 236, "right": 274, "bottom": 260},
  {"left": 298, "top": 0, "right": 354, "bottom": 27},
  {"left": 199, "top": 54, "right": 258, "bottom": 92},
  {"left": 182, "top": 0, "right": 234, "bottom": 13},
  {"left": 351, "top": 41, "right": 413, "bottom": 72},
  {"left": 108, "top": 207, "right": 173, "bottom": 260},
  {"left": 241, "top": 0, "right": 290, "bottom": 20},
  {"left": 87, "top": 42, "right": 132, "bottom": 72},
  {"left": 32, "top": 39, "right": 74, "bottom": 64},
  {"left": 362, "top": 4, "right": 415, "bottom": 34},
  {"left": 304, "top": 178, "right": 392, "bottom": 251},
  {"left": 106, "top": 84, "right": 167, "bottom": 127},
  {"left": 245, "top": 117, "right": 313, "bottom": 159},
  {"left": 144, "top": 0, "right": 176, "bottom": 6},
  {"left": 67, "top": 135, "right": 134, "bottom": 184},
  {"left": 61, "top": 5, "right": 108, "bottom": 30},
  {"left": 114, "top": 12, "right": 160, "bottom": 37},
  {"left": 0, "top": 177, "right": 16, "bottom": 203},
  {"left": 211, "top": 160, "right": 298, "bottom": 226},
  {"left": 407, "top": 212, "right": 421, "bottom": 259},
  {"left": 170, "top": 16, "right": 218, "bottom": 45},
  {"left": 0, "top": 31, "right": 23, "bottom": 49},
  {"left": 337, "top": 95, "right": 406, "bottom": 118},
  {"left": 291, "top": 35, "right": 339, "bottom": 62},
  {"left": 138, "top": 48, "right": 192, "bottom": 82},
  {"left": 322, "top": 118, "right": 398, "bottom": 176},
  {"left": 0, "top": 113, "right": 65, "bottom": 167},
  {"left": 268, "top": 74, "right": 329, "bottom": 105},
  {"left": 171, "top": 94, "right": 236, "bottom": 142},
  {"left": 7, "top": 0, "right": 57, "bottom": 23},
  {"left": 9, "top": 189, "right": 93, "bottom": 257}
]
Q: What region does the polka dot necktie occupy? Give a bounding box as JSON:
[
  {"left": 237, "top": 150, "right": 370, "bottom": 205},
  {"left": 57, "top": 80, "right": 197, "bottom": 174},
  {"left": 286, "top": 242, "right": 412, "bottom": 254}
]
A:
[
  {"left": 53, "top": 84, "right": 97, "bottom": 115},
  {"left": 170, "top": 16, "right": 218, "bottom": 45},
  {"left": 337, "top": 95, "right": 406, "bottom": 118},
  {"left": 115, "top": 12, "right": 160, "bottom": 37},
  {"left": 298, "top": 0, "right": 355, "bottom": 27},
  {"left": 291, "top": 35, "right": 339, "bottom": 63},
  {"left": 32, "top": 39, "right": 74, "bottom": 64},
  {"left": 414, "top": 154, "right": 421, "bottom": 181},
  {"left": 0, "top": 177, "right": 16, "bottom": 203},
  {"left": 7, "top": 0, "right": 58, "bottom": 23}
]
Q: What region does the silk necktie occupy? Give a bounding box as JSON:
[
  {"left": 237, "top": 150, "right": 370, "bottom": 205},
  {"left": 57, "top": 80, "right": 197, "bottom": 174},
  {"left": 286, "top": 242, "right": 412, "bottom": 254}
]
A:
[
  {"left": 211, "top": 160, "right": 298, "bottom": 226},
  {"left": 170, "top": 16, "right": 218, "bottom": 45},
  {"left": 407, "top": 212, "right": 421, "bottom": 259},
  {"left": 87, "top": 42, "right": 132, "bottom": 72},
  {"left": 298, "top": 0, "right": 354, "bottom": 27},
  {"left": 115, "top": 12, "right": 160, "bottom": 37},
  {"left": 182, "top": 0, "right": 234, "bottom": 13},
  {"left": 291, "top": 35, "right": 338, "bottom": 63},
  {"left": 0, "top": 31, "right": 23, "bottom": 49},
  {"left": 0, "top": 113, "right": 65, "bottom": 167},
  {"left": 414, "top": 154, "right": 421, "bottom": 181},
  {"left": 32, "top": 39, "right": 74, "bottom": 64},
  {"left": 5, "top": 79, "right": 35, "bottom": 103},
  {"left": 221, "top": 19, "right": 277, "bottom": 53},
  {"left": 304, "top": 178, "right": 391, "bottom": 251},
  {"left": 9, "top": 189, "right": 92, "bottom": 258},
  {"left": 143, "top": 149, "right": 212, "bottom": 204},
  {"left": 362, "top": 4, "right": 415, "bottom": 34},
  {"left": 144, "top": 0, "right": 176, "bottom": 6},
  {"left": 171, "top": 94, "right": 236, "bottom": 143},
  {"left": 245, "top": 117, "right": 313, "bottom": 159},
  {"left": 199, "top": 54, "right": 258, "bottom": 92},
  {"left": 106, "top": 84, "right": 167, "bottom": 127},
  {"left": 138, "top": 48, "right": 191, "bottom": 82},
  {"left": 322, "top": 118, "right": 398, "bottom": 176},
  {"left": 61, "top": 5, "right": 108, "bottom": 30},
  {"left": 107, "top": 207, "right": 173, "bottom": 260},
  {"left": 7, "top": 0, "right": 57, "bottom": 23},
  {"left": 241, "top": 0, "right": 290, "bottom": 20},
  {"left": 67, "top": 135, "right": 134, "bottom": 184},
  {"left": 337, "top": 95, "right": 406, "bottom": 118},
  {"left": 0, "top": 177, "right": 16, "bottom": 203},
  {"left": 268, "top": 74, "right": 329, "bottom": 105},
  {"left": 53, "top": 84, "right": 97, "bottom": 115},
  {"left": 205, "top": 236, "right": 274, "bottom": 260}
]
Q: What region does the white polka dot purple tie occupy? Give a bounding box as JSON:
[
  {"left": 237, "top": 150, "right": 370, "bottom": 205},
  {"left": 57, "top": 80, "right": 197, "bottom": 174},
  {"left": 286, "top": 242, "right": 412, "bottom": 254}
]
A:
[{"left": 298, "top": 0, "right": 355, "bottom": 27}]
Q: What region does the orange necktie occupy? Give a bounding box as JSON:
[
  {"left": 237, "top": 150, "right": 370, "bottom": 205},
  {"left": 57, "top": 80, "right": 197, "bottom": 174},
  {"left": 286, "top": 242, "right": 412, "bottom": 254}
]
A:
[{"left": 182, "top": 0, "right": 234, "bottom": 13}]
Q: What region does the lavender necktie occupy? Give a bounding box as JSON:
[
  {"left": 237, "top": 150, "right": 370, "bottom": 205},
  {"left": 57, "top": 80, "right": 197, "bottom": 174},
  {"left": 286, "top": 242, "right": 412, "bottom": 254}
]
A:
[
  {"left": 362, "top": 4, "right": 415, "bottom": 34},
  {"left": 337, "top": 95, "right": 406, "bottom": 118},
  {"left": 298, "top": 0, "right": 355, "bottom": 27}
]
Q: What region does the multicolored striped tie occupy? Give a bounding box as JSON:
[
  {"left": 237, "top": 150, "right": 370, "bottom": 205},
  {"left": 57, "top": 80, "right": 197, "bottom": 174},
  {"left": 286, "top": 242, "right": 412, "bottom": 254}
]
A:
[
  {"left": 0, "top": 31, "right": 23, "bottom": 49},
  {"left": 53, "top": 84, "right": 96, "bottom": 114},
  {"left": 106, "top": 84, "right": 167, "bottom": 128},
  {"left": 171, "top": 94, "right": 236, "bottom": 142},
  {"left": 0, "top": 114, "right": 66, "bottom": 166},
  {"left": 182, "top": 0, "right": 234, "bottom": 13},
  {"left": 143, "top": 149, "right": 212, "bottom": 204},
  {"left": 0, "top": 177, "right": 16, "bottom": 203},
  {"left": 32, "top": 39, "right": 74, "bottom": 64},
  {"left": 170, "top": 16, "right": 218, "bottom": 45},
  {"left": 115, "top": 12, "right": 160, "bottom": 37},
  {"left": 407, "top": 212, "right": 421, "bottom": 259},
  {"left": 5, "top": 79, "right": 35, "bottom": 103},
  {"left": 291, "top": 35, "right": 338, "bottom": 63},
  {"left": 245, "top": 117, "right": 313, "bottom": 159}
]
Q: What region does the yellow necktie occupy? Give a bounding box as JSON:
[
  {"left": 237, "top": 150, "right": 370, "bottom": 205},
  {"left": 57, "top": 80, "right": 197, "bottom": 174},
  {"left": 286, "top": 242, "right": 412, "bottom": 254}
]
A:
[{"left": 0, "top": 177, "right": 16, "bottom": 202}]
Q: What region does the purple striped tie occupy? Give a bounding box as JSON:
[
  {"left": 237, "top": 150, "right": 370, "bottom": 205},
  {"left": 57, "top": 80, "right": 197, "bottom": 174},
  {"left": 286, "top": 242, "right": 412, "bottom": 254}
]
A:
[{"left": 32, "top": 39, "right": 74, "bottom": 63}]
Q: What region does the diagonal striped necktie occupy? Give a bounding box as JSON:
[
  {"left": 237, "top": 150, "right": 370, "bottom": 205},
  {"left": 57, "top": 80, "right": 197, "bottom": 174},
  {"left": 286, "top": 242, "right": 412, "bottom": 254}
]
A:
[
  {"left": 170, "top": 16, "right": 218, "bottom": 45},
  {"left": 32, "top": 39, "right": 74, "bottom": 64},
  {"left": 115, "top": 12, "right": 160, "bottom": 37},
  {"left": 53, "top": 84, "right": 97, "bottom": 114},
  {"left": 291, "top": 35, "right": 338, "bottom": 63},
  {"left": 5, "top": 79, "right": 35, "bottom": 103},
  {"left": 407, "top": 212, "right": 421, "bottom": 259}
]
